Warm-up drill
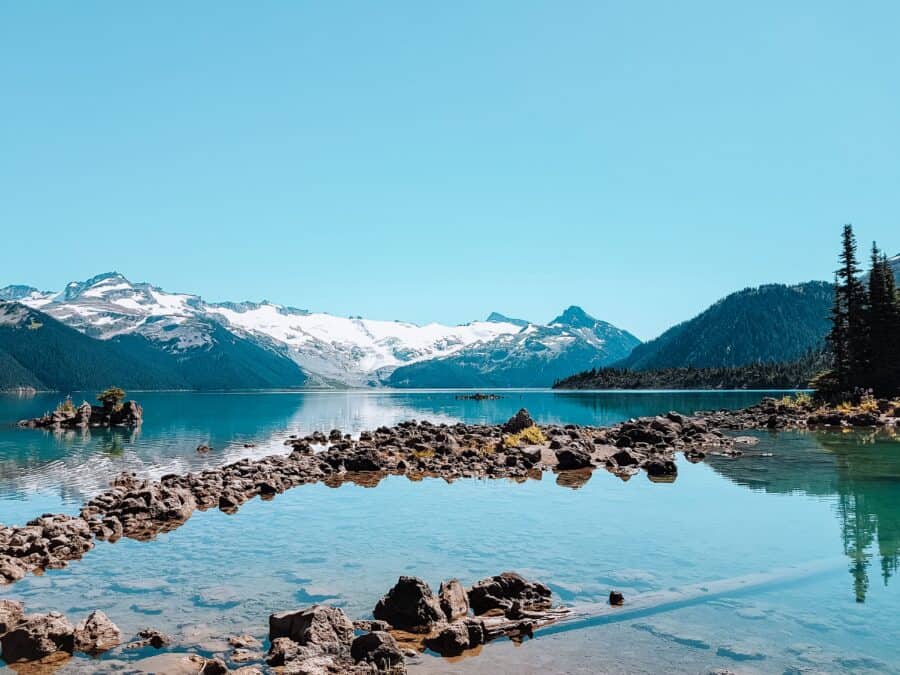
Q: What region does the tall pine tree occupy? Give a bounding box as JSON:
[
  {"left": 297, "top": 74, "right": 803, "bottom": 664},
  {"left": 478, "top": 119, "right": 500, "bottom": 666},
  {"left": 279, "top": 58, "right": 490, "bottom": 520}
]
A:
[
  {"left": 867, "top": 245, "right": 893, "bottom": 393},
  {"left": 825, "top": 226, "right": 900, "bottom": 398}
]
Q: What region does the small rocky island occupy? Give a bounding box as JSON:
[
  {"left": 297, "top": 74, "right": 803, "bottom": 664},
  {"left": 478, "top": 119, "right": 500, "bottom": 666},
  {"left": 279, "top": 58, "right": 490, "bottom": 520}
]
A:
[{"left": 17, "top": 387, "right": 142, "bottom": 430}]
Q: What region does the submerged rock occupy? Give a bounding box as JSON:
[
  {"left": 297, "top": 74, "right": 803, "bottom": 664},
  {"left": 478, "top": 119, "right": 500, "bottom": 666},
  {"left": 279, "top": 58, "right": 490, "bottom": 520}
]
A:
[{"left": 126, "top": 627, "right": 172, "bottom": 649}]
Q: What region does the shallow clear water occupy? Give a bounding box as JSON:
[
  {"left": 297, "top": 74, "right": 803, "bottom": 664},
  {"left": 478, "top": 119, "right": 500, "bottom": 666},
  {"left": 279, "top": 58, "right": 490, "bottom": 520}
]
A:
[{"left": 1, "top": 390, "right": 899, "bottom": 673}]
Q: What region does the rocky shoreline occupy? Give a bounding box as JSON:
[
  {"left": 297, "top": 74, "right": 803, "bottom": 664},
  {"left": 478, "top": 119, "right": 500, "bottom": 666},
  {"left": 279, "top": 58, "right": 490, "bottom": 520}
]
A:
[
  {"left": 5, "top": 399, "right": 898, "bottom": 587},
  {"left": 1, "top": 408, "right": 740, "bottom": 585}
]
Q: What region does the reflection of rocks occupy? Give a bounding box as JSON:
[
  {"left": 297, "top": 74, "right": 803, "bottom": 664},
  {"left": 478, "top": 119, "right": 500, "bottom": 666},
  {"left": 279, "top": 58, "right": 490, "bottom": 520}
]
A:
[{"left": 555, "top": 468, "right": 593, "bottom": 489}]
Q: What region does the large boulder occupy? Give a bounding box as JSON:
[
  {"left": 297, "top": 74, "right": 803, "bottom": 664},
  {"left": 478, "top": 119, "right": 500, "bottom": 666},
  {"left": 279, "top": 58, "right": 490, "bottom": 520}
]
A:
[
  {"left": 268, "top": 605, "right": 354, "bottom": 651},
  {"left": 350, "top": 631, "right": 404, "bottom": 670},
  {"left": 467, "top": 572, "right": 552, "bottom": 615},
  {"left": 555, "top": 446, "right": 592, "bottom": 470},
  {"left": 373, "top": 576, "right": 444, "bottom": 632},
  {"left": 644, "top": 459, "right": 677, "bottom": 479},
  {"left": 438, "top": 579, "right": 469, "bottom": 621},
  {"left": 502, "top": 409, "right": 535, "bottom": 434},
  {"left": 74, "top": 610, "right": 121, "bottom": 654},
  {"left": 0, "top": 611, "right": 75, "bottom": 663},
  {"left": 0, "top": 599, "right": 24, "bottom": 635}
]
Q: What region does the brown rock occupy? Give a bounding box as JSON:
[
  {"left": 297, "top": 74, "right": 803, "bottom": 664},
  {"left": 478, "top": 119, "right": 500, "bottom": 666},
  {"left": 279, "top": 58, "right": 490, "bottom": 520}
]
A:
[
  {"left": 373, "top": 576, "right": 444, "bottom": 632},
  {"left": 438, "top": 579, "right": 469, "bottom": 621},
  {"left": 74, "top": 610, "right": 121, "bottom": 654},
  {"left": 0, "top": 599, "right": 25, "bottom": 634},
  {"left": 0, "top": 611, "right": 75, "bottom": 663},
  {"left": 268, "top": 604, "right": 354, "bottom": 650}
]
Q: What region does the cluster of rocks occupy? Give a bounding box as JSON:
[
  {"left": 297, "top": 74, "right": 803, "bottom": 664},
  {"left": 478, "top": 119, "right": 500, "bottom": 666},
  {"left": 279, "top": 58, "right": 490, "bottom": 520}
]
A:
[
  {"left": 699, "top": 397, "right": 900, "bottom": 431},
  {"left": 0, "top": 514, "right": 94, "bottom": 584},
  {"left": 17, "top": 399, "right": 142, "bottom": 430},
  {"left": 0, "top": 601, "right": 121, "bottom": 666},
  {"left": 371, "top": 571, "right": 567, "bottom": 658},
  {"left": 1, "top": 408, "right": 750, "bottom": 586},
  {"left": 267, "top": 604, "right": 404, "bottom": 673},
  {"left": 454, "top": 393, "right": 503, "bottom": 400},
  {"left": 260, "top": 571, "right": 565, "bottom": 673}
]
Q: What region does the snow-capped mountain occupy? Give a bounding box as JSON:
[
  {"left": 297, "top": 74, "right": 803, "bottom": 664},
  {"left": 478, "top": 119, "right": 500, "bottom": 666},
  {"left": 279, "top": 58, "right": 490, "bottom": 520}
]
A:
[
  {"left": 386, "top": 306, "right": 641, "bottom": 387},
  {"left": 205, "top": 302, "right": 522, "bottom": 386},
  {"left": 2, "top": 273, "right": 641, "bottom": 388}
]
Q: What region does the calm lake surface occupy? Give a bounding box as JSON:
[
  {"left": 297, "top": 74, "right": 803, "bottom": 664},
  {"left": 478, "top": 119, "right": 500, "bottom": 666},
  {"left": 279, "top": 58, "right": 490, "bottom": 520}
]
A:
[{"left": 1, "top": 390, "right": 899, "bottom": 674}]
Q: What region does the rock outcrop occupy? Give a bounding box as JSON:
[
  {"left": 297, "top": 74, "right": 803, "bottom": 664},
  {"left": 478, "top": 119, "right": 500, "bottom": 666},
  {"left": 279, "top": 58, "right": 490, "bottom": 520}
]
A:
[
  {"left": 0, "top": 611, "right": 75, "bottom": 664},
  {"left": 373, "top": 576, "right": 444, "bottom": 632},
  {"left": 73, "top": 610, "right": 121, "bottom": 654},
  {"left": 18, "top": 398, "right": 142, "bottom": 430},
  {"left": 467, "top": 571, "right": 552, "bottom": 615}
]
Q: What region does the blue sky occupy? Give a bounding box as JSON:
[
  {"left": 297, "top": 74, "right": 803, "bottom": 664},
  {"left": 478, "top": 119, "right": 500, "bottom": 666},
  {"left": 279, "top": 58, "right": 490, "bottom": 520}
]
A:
[{"left": 1, "top": 1, "right": 898, "bottom": 340}]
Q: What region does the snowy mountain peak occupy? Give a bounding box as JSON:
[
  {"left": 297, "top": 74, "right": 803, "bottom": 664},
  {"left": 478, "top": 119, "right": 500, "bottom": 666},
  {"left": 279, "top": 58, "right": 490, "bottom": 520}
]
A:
[
  {"left": 1, "top": 273, "right": 641, "bottom": 387},
  {"left": 550, "top": 305, "right": 596, "bottom": 328}
]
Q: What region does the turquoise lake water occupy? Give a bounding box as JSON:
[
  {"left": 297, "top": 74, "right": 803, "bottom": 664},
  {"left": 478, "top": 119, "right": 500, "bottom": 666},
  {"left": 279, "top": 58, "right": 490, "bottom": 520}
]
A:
[{"left": 1, "top": 390, "right": 899, "bottom": 673}]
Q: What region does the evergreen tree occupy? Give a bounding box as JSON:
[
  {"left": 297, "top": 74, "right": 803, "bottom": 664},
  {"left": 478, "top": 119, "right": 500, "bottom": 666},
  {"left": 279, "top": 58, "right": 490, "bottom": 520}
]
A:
[
  {"left": 867, "top": 245, "right": 894, "bottom": 394},
  {"left": 837, "top": 225, "right": 870, "bottom": 387},
  {"left": 827, "top": 271, "right": 849, "bottom": 391}
]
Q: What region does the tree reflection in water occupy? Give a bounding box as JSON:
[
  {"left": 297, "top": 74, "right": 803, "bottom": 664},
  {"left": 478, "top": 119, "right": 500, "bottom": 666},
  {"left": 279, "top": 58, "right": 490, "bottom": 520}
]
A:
[{"left": 708, "top": 428, "right": 900, "bottom": 602}]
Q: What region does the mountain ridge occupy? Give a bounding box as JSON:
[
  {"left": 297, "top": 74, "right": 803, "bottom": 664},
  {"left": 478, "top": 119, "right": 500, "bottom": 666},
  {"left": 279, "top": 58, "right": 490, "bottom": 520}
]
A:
[{"left": 0, "top": 273, "right": 640, "bottom": 389}]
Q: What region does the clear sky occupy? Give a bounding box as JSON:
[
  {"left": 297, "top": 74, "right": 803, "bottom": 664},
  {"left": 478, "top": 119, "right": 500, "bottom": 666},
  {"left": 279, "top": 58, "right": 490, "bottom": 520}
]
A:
[{"left": 1, "top": 1, "right": 898, "bottom": 340}]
